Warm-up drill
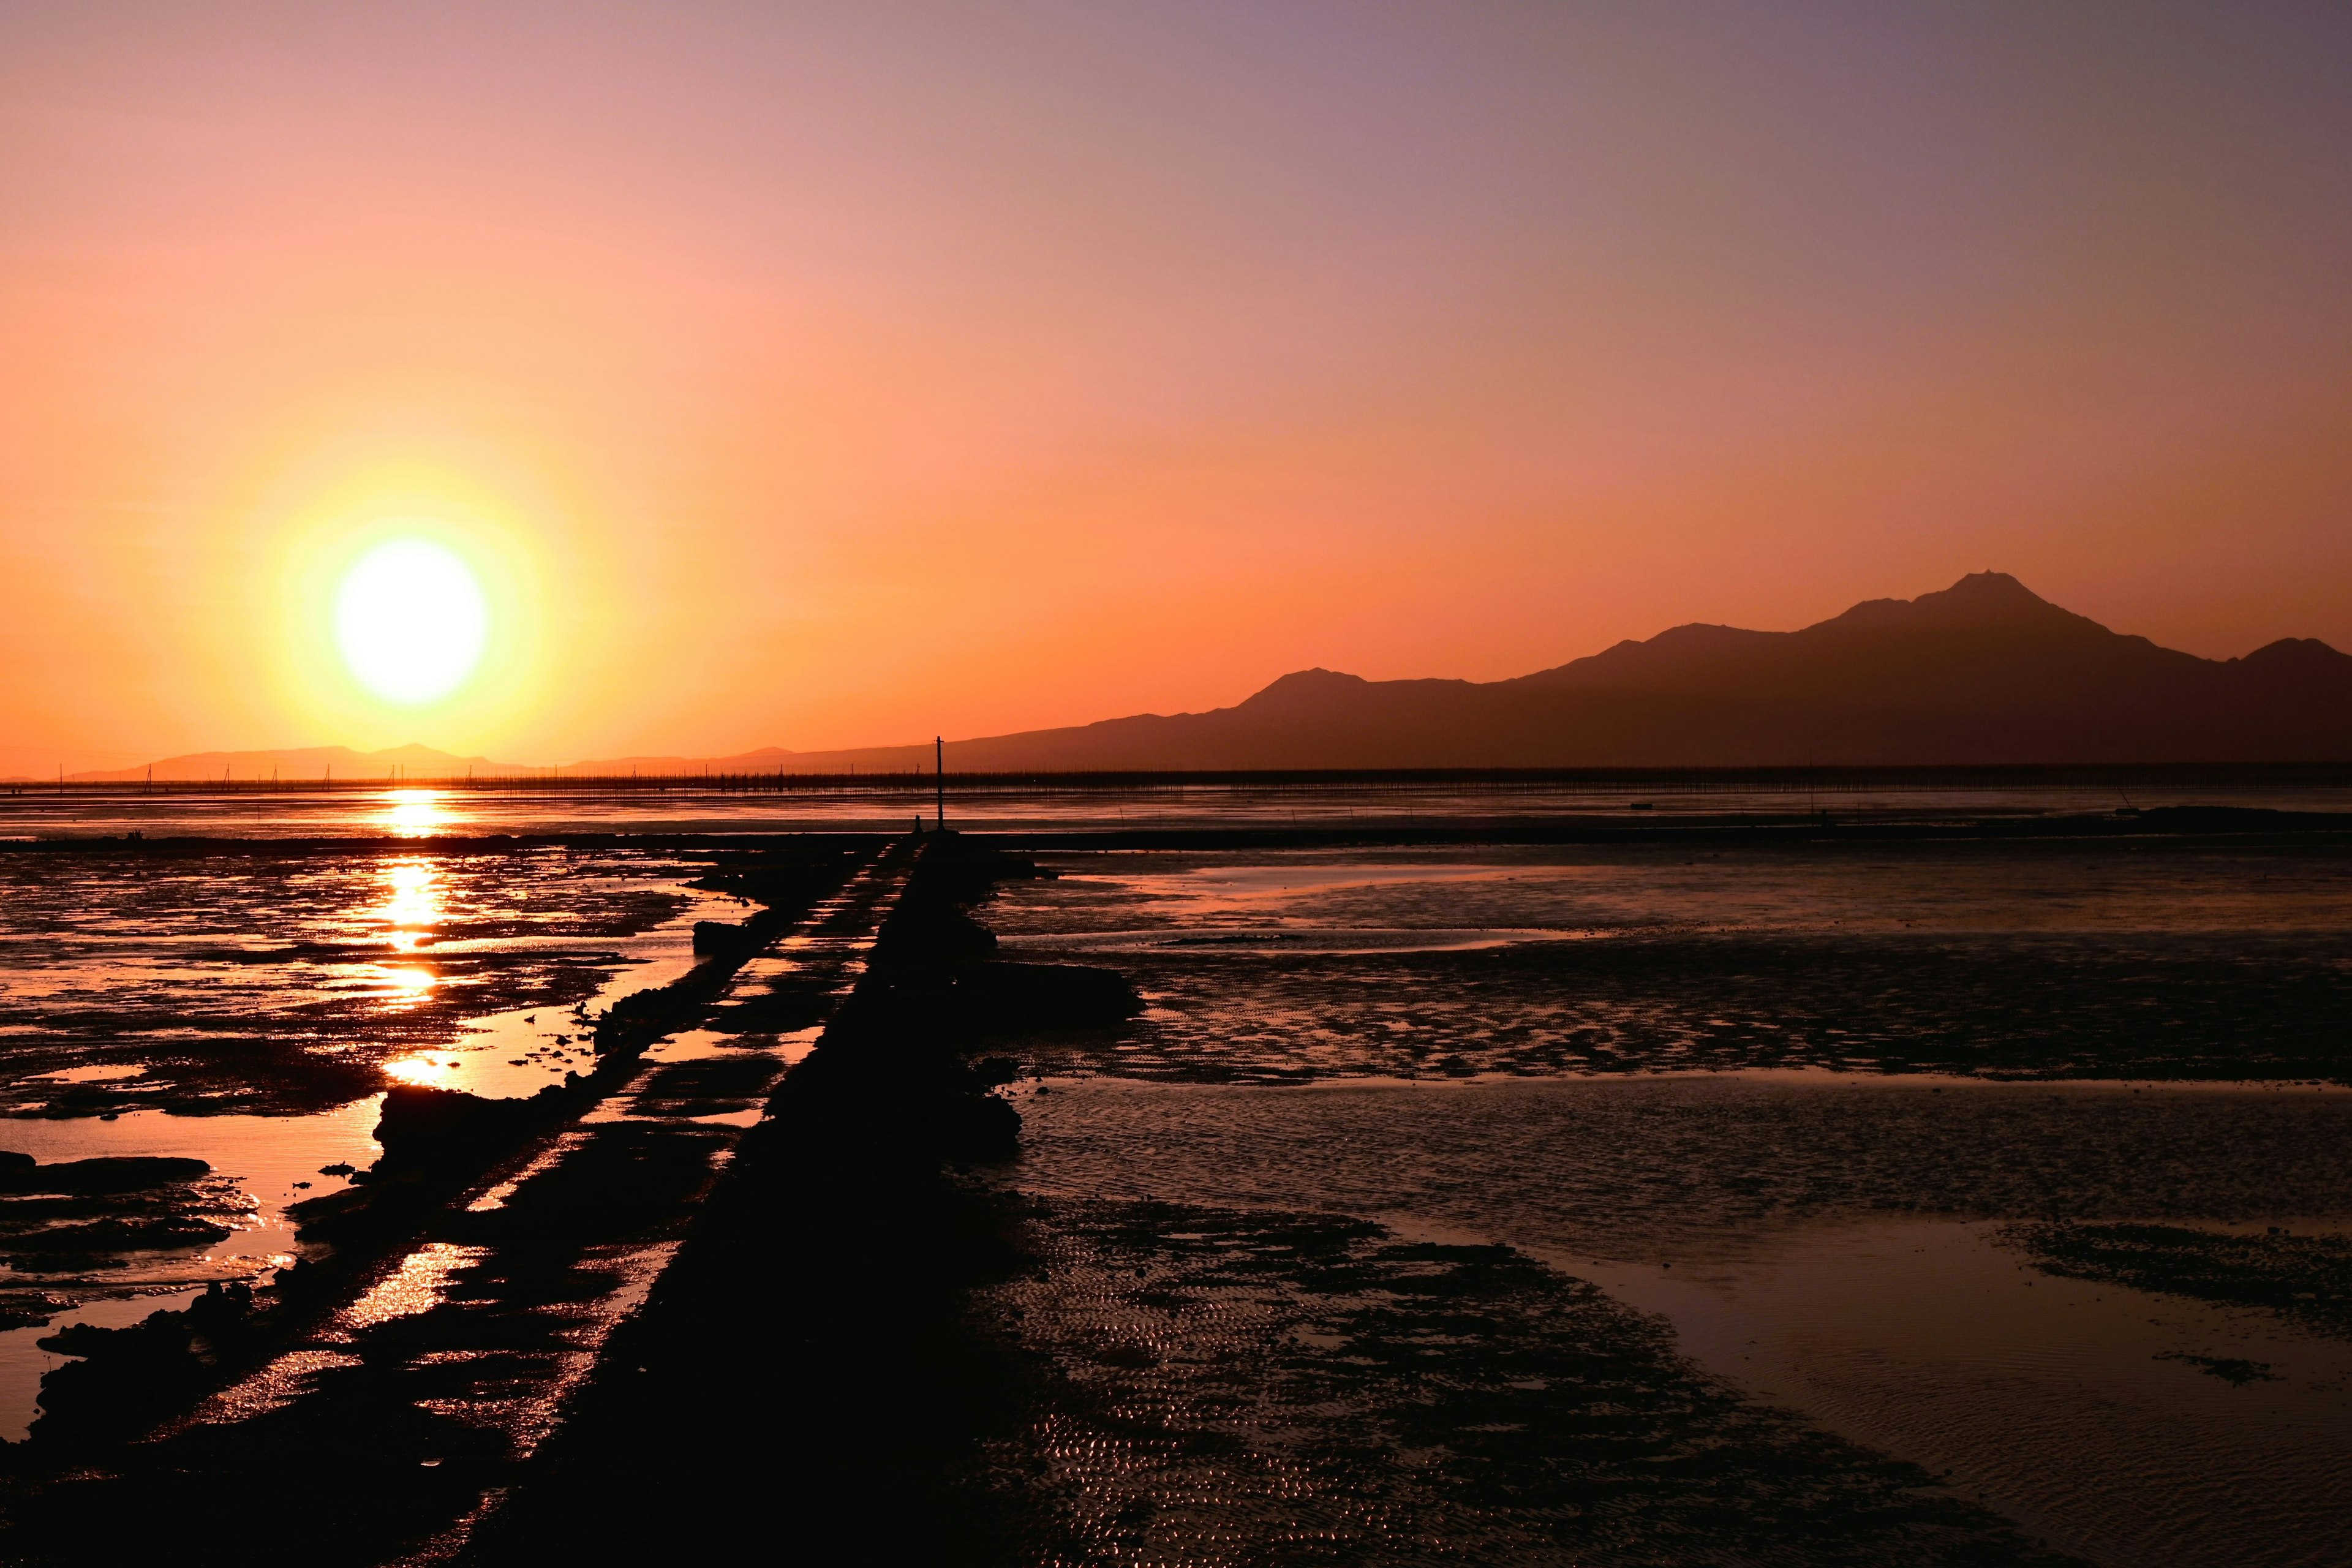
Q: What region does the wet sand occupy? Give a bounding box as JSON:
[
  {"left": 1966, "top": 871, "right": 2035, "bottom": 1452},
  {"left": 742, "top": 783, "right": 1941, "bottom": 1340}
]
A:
[
  {"left": 960, "top": 838, "right": 2352, "bottom": 1567},
  {"left": 991, "top": 841, "right": 2352, "bottom": 1084},
  {"left": 992, "top": 1076, "right": 2352, "bottom": 1566},
  {"left": 0, "top": 816, "right": 2345, "bottom": 1564},
  {"left": 974, "top": 1196, "right": 2077, "bottom": 1566}
]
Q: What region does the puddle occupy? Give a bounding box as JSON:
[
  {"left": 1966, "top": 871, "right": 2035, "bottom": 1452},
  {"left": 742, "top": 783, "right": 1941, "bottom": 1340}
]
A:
[
  {"left": 0, "top": 1099, "right": 384, "bottom": 1262},
  {"left": 1568, "top": 1219, "right": 2352, "bottom": 1568},
  {"left": 0, "top": 1286, "right": 209, "bottom": 1442},
  {"left": 642, "top": 1030, "right": 738, "bottom": 1063},
  {"left": 379, "top": 883, "right": 745, "bottom": 1099},
  {"left": 329, "top": 1243, "right": 490, "bottom": 1338},
  {"left": 0, "top": 1098, "right": 383, "bottom": 1441},
  {"left": 385, "top": 1005, "right": 599, "bottom": 1098},
  {"left": 26, "top": 1066, "right": 146, "bottom": 1085}
]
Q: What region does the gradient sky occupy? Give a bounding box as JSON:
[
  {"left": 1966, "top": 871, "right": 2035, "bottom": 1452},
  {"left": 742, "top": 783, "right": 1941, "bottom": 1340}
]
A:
[{"left": 6, "top": 0, "right": 2350, "bottom": 770}]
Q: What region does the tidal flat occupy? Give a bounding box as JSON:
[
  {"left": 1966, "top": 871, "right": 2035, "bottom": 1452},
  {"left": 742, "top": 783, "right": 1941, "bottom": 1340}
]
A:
[
  {"left": 0, "top": 809, "right": 2346, "bottom": 1565},
  {"left": 0, "top": 836, "right": 742, "bottom": 1441},
  {"left": 967, "top": 839, "right": 2352, "bottom": 1567},
  {"left": 991, "top": 841, "right": 2352, "bottom": 1083}
]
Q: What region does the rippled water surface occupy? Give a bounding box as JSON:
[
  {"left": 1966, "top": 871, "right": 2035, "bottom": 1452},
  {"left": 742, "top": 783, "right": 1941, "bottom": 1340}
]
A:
[
  {"left": 976, "top": 840, "right": 2352, "bottom": 1567},
  {"left": 0, "top": 842, "right": 731, "bottom": 1112}
]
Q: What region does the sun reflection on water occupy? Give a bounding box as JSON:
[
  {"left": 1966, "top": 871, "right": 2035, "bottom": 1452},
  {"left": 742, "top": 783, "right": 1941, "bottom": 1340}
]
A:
[
  {"left": 369, "top": 856, "right": 446, "bottom": 1008},
  {"left": 383, "top": 1053, "right": 462, "bottom": 1086},
  {"left": 381, "top": 788, "right": 452, "bottom": 837},
  {"left": 378, "top": 859, "right": 443, "bottom": 953},
  {"left": 333, "top": 1242, "right": 488, "bottom": 1335},
  {"left": 376, "top": 965, "right": 438, "bottom": 1002}
]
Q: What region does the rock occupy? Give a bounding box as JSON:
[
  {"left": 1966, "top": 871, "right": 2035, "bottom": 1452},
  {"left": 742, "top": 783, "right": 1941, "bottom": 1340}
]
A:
[
  {"left": 374, "top": 1085, "right": 499, "bottom": 1149},
  {"left": 692, "top": 920, "right": 759, "bottom": 958},
  {"left": 15, "top": 1215, "right": 232, "bottom": 1253}
]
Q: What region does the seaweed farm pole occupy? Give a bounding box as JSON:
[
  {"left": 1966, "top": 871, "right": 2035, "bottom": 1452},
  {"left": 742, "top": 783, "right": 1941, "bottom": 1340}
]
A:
[{"left": 935, "top": 736, "right": 945, "bottom": 828}]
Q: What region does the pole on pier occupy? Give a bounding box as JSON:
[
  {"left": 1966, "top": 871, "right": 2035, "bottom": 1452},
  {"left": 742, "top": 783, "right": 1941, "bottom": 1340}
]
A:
[{"left": 936, "top": 736, "right": 944, "bottom": 828}]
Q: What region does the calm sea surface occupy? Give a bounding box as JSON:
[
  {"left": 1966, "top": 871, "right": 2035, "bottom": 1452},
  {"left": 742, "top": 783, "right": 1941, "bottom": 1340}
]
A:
[{"left": 4, "top": 777, "right": 2348, "bottom": 840}]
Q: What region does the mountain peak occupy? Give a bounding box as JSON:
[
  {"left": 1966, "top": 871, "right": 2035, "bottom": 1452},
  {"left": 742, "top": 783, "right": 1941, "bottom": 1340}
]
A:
[
  {"left": 2236, "top": 636, "right": 2352, "bottom": 671},
  {"left": 1238, "top": 668, "right": 1370, "bottom": 706},
  {"left": 1937, "top": 570, "right": 2045, "bottom": 605},
  {"left": 1815, "top": 570, "right": 2097, "bottom": 639}
]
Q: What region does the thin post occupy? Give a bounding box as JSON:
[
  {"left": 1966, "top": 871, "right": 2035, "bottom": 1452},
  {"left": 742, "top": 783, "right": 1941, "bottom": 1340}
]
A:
[{"left": 935, "top": 736, "right": 944, "bottom": 827}]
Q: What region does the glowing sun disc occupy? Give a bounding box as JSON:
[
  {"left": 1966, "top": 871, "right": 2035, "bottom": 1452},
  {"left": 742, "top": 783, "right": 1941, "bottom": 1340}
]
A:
[{"left": 334, "top": 540, "right": 489, "bottom": 703}]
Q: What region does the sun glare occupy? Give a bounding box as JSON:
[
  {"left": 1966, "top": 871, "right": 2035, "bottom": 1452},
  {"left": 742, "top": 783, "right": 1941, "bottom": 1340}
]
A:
[
  {"left": 334, "top": 539, "right": 489, "bottom": 704},
  {"left": 382, "top": 788, "right": 453, "bottom": 837}
]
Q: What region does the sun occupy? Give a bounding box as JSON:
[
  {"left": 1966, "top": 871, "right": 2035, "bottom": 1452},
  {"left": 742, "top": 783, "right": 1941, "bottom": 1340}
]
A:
[{"left": 333, "top": 539, "right": 491, "bottom": 704}]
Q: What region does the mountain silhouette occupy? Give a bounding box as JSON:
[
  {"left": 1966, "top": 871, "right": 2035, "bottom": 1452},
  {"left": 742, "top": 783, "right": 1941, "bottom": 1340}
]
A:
[
  {"left": 67, "top": 744, "right": 523, "bottom": 783},
  {"left": 766, "top": 573, "right": 2352, "bottom": 769},
  {"left": 61, "top": 575, "right": 2352, "bottom": 780}
]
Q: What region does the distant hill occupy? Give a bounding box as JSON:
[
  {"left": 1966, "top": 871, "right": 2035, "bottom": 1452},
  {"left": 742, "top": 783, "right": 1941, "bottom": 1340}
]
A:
[
  {"left": 739, "top": 573, "right": 2352, "bottom": 770},
  {"left": 69, "top": 743, "right": 526, "bottom": 783},
  {"left": 67, "top": 575, "right": 2352, "bottom": 778}
]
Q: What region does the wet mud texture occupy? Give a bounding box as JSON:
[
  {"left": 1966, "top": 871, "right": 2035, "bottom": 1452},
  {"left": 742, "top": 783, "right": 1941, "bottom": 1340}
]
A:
[
  {"left": 1004, "top": 1077, "right": 2352, "bottom": 1264},
  {"left": 0, "top": 1119, "right": 733, "bottom": 1564},
  {"left": 0, "top": 843, "right": 878, "bottom": 1556},
  {"left": 2003, "top": 1222, "right": 2352, "bottom": 1344},
  {"left": 1030, "top": 931, "right": 2352, "bottom": 1084},
  {"left": 0, "top": 845, "right": 697, "bottom": 1116},
  {"left": 993, "top": 840, "right": 2352, "bottom": 1085},
  {"left": 462, "top": 834, "right": 1081, "bottom": 1566},
  {"left": 968, "top": 1197, "right": 2076, "bottom": 1567}
]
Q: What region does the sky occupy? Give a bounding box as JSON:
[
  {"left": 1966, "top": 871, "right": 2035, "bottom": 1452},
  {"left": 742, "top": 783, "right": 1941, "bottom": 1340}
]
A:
[{"left": 4, "top": 0, "right": 2350, "bottom": 771}]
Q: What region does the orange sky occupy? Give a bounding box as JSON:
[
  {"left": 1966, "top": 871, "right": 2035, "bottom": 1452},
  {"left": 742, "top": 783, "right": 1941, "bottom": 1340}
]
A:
[{"left": 5, "top": 1, "right": 2350, "bottom": 772}]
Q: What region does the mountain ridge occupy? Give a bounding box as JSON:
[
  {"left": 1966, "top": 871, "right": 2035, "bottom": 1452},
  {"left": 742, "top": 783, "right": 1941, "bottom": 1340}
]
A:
[{"left": 43, "top": 574, "right": 2352, "bottom": 779}]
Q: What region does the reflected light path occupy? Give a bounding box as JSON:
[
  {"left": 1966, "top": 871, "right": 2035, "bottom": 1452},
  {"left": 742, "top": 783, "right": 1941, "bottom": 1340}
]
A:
[
  {"left": 379, "top": 859, "right": 443, "bottom": 951},
  {"left": 381, "top": 788, "right": 453, "bottom": 837},
  {"left": 372, "top": 854, "right": 445, "bottom": 1022},
  {"left": 375, "top": 967, "right": 439, "bottom": 1005},
  {"left": 383, "top": 1052, "right": 465, "bottom": 1087}
]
